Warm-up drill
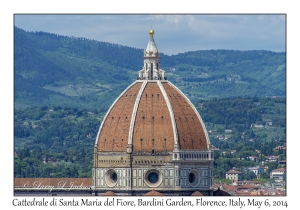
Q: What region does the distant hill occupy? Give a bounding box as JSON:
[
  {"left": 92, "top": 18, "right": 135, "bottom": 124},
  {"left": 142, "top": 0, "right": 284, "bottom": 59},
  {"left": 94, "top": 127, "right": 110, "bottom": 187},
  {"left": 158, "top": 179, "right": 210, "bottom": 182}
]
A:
[
  {"left": 14, "top": 97, "right": 286, "bottom": 178},
  {"left": 14, "top": 27, "right": 286, "bottom": 110}
]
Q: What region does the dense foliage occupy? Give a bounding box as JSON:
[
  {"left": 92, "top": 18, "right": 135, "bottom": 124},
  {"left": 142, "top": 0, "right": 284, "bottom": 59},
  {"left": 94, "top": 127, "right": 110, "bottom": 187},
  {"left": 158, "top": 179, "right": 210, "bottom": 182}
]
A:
[{"left": 14, "top": 106, "right": 100, "bottom": 178}]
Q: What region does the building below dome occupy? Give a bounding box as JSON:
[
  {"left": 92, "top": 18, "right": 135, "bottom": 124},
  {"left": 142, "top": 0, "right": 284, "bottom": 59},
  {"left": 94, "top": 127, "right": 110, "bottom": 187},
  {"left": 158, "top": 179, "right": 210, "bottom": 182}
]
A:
[{"left": 92, "top": 29, "right": 214, "bottom": 196}]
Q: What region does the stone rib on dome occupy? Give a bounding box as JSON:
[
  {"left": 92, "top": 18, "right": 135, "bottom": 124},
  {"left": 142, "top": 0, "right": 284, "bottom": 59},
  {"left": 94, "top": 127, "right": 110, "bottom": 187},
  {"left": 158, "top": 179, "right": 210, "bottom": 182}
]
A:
[
  {"left": 95, "top": 80, "right": 209, "bottom": 152},
  {"left": 96, "top": 82, "right": 142, "bottom": 152},
  {"left": 132, "top": 82, "right": 174, "bottom": 152},
  {"left": 163, "top": 82, "right": 209, "bottom": 149}
]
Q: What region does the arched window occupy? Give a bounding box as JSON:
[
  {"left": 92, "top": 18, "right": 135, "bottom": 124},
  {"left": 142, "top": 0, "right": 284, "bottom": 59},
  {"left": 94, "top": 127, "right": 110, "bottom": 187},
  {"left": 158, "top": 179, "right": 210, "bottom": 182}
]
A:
[{"left": 150, "top": 63, "right": 153, "bottom": 79}]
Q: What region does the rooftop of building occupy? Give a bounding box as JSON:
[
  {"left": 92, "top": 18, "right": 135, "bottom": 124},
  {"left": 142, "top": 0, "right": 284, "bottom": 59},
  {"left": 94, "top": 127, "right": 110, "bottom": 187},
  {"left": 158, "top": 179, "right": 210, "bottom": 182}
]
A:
[{"left": 226, "top": 169, "right": 243, "bottom": 174}]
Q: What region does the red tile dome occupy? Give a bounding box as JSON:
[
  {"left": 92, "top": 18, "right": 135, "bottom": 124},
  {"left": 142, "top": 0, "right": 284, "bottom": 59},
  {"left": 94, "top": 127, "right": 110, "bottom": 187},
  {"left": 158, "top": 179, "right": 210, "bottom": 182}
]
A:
[{"left": 95, "top": 80, "right": 210, "bottom": 153}]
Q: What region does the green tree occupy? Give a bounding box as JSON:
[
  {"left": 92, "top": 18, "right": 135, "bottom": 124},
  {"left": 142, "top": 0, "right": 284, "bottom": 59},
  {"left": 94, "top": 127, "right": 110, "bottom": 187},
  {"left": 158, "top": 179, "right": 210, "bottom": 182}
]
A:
[
  {"left": 244, "top": 171, "right": 256, "bottom": 180},
  {"left": 259, "top": 172, "right": 269, "bottom": 179},
  {"left": 258, "top": 154, "right": 265, "bottom": 162},
  {"left": 265, "top": 162, "right": 278, "bottom": 174}
]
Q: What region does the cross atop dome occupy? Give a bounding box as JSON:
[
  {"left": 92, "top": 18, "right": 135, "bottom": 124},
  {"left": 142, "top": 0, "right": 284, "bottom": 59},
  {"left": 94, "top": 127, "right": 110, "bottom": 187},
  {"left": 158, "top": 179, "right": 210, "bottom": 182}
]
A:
[{"left": 138, "top": 28, "right": 166, "bottom": 80}]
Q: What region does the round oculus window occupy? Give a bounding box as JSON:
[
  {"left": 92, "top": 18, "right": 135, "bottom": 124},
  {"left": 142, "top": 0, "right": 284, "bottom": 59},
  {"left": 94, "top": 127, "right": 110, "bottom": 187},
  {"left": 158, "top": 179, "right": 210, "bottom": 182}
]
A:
[
  {"left": 144, "top": 169, "right": 162, "bottom": 187},
  {"left": 105, "top": 169, "right": 118, "bottom": 187},
  {"left": 189, "top": 173, "right": 196, "bottom": 183},
  {"left": 188, "top": 169, "right": 200, "bottom": 187},
  {"left": 148, "top": 172, "right": 159, "bottom": 183}
]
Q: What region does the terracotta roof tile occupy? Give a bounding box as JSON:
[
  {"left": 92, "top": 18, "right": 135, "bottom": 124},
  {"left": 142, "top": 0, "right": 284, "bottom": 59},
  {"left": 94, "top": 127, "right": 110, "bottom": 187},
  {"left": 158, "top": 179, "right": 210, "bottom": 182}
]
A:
[
  {"left": 133, "top": 83, "right": 174, "bottom": 152},
  {"left": 226, "top": 169, "right": 243, "bottom": 174},
  {"left": 103, "top": 191, "right": 115, "bottom": 196},
  {"left": 237, "top": 184, "right": 260, "bottom": 189},
  {"left": 96, "top": 81, "right": 210, "bottom": 153},
  {"left": 162, "top": 83, "right": 208, "bottom": 150},
  {"left": 272, "top": 168, "right": 286, "bottom": 172},
  {"left": 191, "top": 191, "right": 204, "bottom": 196},
  {"left": 98, "top": 82, "right": 142, "bottom": 152},
  {"left": 143, "top": 189, "right": 164, "bottom": 196}
]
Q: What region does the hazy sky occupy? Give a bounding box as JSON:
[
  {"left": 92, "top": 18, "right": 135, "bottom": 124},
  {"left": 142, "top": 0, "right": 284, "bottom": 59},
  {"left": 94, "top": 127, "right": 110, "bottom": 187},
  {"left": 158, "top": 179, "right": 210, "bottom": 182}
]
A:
[{"left": 14, "top": 14, "right": 286, "bottom": 55}]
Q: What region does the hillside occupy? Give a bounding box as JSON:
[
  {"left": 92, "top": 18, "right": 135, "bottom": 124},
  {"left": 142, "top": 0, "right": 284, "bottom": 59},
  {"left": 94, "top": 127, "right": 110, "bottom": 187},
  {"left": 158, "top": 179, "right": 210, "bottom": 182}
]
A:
[
  {"left": 14, "top": 97, "right": 286, "bottom": 178},
  {"left": 14, "top": 27, "right": 286, "bottom": 110}
]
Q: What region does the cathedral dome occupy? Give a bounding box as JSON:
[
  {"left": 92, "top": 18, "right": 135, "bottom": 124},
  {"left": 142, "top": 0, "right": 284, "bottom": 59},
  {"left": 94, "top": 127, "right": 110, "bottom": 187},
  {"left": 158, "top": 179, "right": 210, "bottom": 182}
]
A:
[
  {"left": 95, "top": 80, "right": 210, "bottom": 153},
  {"left": 93, "top": 29, "right": 213, "bottom": 196},
  {"left": 95, "top": 29, "right": 210, "bottom": 153}
]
